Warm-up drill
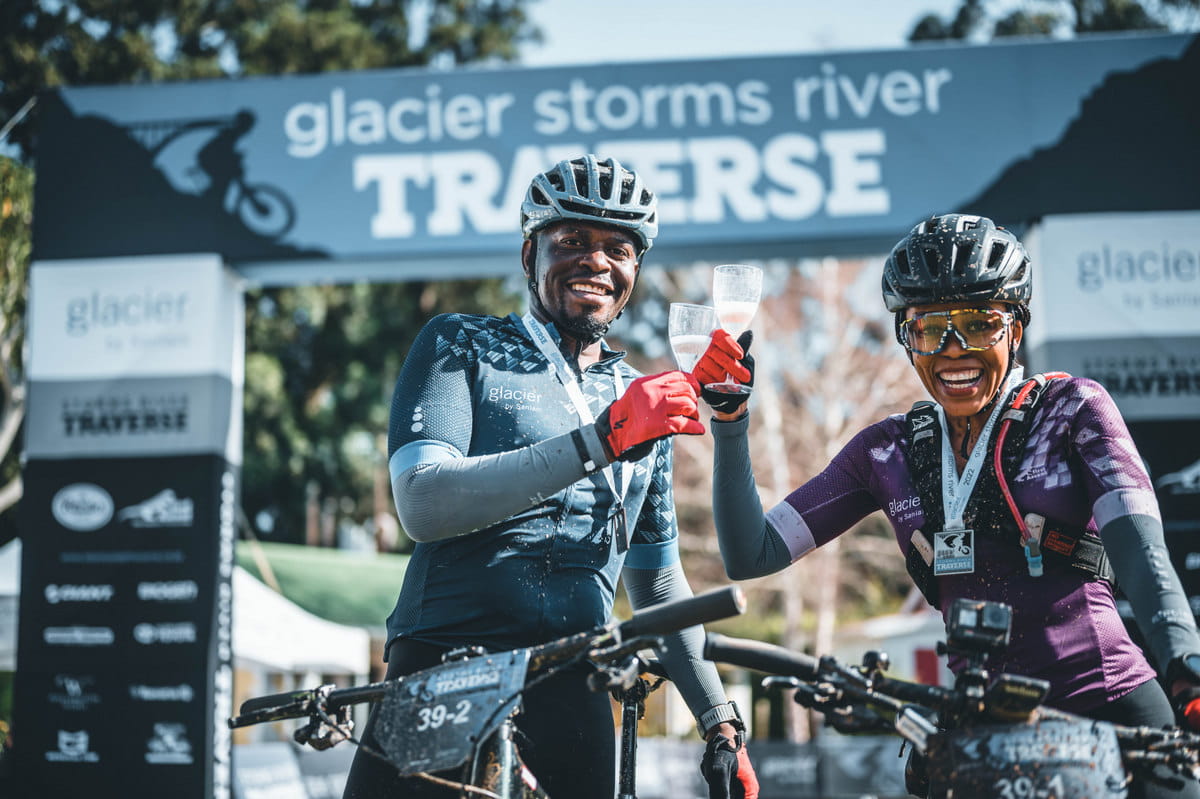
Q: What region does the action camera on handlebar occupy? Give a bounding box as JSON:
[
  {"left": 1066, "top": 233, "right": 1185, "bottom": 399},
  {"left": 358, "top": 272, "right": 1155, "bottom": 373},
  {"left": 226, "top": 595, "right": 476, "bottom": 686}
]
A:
[{"left": 942, "top": 598, "right": 1012, "bottom": 661}]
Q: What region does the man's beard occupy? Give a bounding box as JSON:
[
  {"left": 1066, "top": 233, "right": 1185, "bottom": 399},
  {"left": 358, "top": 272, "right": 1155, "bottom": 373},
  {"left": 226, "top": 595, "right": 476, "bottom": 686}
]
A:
[{"left": 528, "top": 279, "right": 615, "bottom": 344}]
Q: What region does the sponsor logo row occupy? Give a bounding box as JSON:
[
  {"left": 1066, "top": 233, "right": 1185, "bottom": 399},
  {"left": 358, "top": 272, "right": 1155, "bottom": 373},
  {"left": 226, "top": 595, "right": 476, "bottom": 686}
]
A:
[
  {"left": 43, "top": 579, "right": 199, "bottom": 604},
  {"left": 43, "top": 622, "right": 200, "bottom": 647},
  {"left": 52, "top": 483, "right": 195, "bottom": 531},
  {"left": 46, "top": 724, "right": 195, "bottom": 765},
  {"left": 49, "top": 674, "right": 195, "bottom": 712}
]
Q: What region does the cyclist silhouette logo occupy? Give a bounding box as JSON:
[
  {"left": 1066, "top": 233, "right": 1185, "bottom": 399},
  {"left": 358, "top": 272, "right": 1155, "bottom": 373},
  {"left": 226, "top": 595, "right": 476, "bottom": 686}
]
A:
[{"left": 192, "top": 110, "right": 295, "bottom": 237}]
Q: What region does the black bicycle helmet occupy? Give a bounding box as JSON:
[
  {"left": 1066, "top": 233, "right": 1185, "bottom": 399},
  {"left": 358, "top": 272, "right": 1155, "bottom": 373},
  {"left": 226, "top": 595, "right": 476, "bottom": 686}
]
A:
[
  {"left": 520, "top": 155, "right": 658, "bottom": 253},
  {"left": 882, "top": 214, "right": 1032, "bottom": 315}
]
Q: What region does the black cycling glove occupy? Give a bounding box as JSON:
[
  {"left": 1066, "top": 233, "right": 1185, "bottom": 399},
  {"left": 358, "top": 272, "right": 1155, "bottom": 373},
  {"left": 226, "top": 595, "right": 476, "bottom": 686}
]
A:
[{"left": 699, "top": 331, "right": 755, "bottom": 415}]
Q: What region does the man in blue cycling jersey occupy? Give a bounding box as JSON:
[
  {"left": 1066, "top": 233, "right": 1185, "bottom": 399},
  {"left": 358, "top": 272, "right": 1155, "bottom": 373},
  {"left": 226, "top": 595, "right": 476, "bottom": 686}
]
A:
[{"left": 342, "top": 155, "right": 759, "bottom": 799}]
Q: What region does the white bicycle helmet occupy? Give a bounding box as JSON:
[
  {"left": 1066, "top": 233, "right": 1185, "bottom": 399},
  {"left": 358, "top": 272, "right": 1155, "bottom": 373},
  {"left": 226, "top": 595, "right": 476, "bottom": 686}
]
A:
[{"left": 520, "top": 155, "right": 658, "bottom": 253}]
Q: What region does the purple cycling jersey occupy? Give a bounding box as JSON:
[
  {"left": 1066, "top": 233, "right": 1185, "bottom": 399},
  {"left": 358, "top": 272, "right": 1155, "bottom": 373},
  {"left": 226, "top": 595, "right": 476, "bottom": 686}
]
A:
[{"left": 765, "top": 377, "right": 1159, "bottom": 713}]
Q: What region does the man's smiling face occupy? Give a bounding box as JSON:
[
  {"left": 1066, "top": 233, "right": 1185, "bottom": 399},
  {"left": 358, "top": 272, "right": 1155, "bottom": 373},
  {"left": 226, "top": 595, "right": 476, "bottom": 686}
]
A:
[{"left": 523, "top": 220, "right": 641, "bottom": 343}]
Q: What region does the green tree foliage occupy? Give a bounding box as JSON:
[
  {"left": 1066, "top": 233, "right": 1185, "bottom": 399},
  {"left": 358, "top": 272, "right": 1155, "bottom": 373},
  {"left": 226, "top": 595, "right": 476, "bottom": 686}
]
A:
[
  {"left": 911, "top": 0, "right": 1199, "bottom": 41},
  {"left": 1, "top": 0, "right": 539, "bottom": 158},
  {"left": 242, "top": 278, "right": 523, "bottom": 547},
  {"left": 0, "top": 159, "right": 31, "bottom": 546},
  {"left": 0, "top": 1, "right": 537, "bottom": 547}
]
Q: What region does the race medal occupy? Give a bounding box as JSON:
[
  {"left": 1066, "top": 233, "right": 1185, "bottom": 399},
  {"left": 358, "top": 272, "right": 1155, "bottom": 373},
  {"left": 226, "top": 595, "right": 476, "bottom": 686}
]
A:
[
  {"left": 932, "top": 529, "right": 976, "bottom": 576},
  {"left": 611, "top": 507, "right": 629, "bottom": 554}
]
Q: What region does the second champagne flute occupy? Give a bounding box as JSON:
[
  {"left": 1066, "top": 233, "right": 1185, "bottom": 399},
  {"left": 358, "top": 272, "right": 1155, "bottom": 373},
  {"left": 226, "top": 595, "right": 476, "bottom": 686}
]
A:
[
  {"left": 709, "top": 264, "right": 762, "bottom": 394},
  {"left": 668, "top": 303, "right": 717, "bottom": 372}
]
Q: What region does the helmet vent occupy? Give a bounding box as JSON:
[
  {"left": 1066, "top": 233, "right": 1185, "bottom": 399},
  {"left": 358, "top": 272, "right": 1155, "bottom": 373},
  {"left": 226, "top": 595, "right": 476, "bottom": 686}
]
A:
[
  {"left": 922, "top": 245, "right": 943, "bottom": 271},
  {"left": 987, "top": 242, "right": 1008, "bottom": 271},
  {"left": 894, "top": 248, "right": 912, "bottom": 277},
  {"left": 529, "top": 186, "right": 550, "bottom": 207},
  {"left": 559, "top": 200, "right": 644, "bottom": 223},
  {"left": 952, "top": 242, "right": 973, "bottom": 277},
  {"left": 547, "top": 171, "right": 566, "bottom": 192}
]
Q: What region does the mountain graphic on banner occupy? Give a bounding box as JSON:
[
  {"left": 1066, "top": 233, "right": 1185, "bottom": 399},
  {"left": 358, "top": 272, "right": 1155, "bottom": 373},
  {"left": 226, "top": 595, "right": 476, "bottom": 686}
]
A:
[
  {"left": 33, "top": 92, "right": 329, "bottom": 263},
  {"left": 958, "top": 36, "right": 1200, "bottom": 223}
]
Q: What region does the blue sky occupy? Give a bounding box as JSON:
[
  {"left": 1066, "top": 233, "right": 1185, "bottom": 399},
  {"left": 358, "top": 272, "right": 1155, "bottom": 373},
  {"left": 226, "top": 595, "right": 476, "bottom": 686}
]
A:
[{"left": 522, "top": 0, "right": 964, "bottom": 66}]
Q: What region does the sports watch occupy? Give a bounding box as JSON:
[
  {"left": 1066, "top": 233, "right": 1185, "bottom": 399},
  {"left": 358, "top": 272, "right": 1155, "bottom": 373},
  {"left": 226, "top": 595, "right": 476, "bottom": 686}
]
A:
[{"left": 698, "top": 700, "right": 745, "bottom": 746}]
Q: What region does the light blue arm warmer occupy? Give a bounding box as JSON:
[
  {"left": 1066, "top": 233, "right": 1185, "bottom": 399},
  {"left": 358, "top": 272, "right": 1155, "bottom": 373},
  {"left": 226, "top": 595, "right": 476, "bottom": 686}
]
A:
[
  {"left": 390, "top": 424, "right": 611, "bottom": 543},
  {"left": 712, "top": 415, "right": 794, "bottom": 579},
  {"left": 623, "top": 562, "right": 727, "bottom": 721}
]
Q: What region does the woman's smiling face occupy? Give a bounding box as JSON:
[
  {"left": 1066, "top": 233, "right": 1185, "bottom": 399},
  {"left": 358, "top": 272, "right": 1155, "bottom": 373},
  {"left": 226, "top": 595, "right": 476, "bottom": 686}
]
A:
[{"left": 906, "top": 301, "right": 1023, "bottom": 418}]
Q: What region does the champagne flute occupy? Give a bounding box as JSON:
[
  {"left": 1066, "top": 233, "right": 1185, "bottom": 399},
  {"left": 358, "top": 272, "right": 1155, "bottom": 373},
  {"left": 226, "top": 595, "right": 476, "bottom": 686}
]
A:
[
  {"left": 668, "top": 303, "right": 717, "bottom": 372},
  {"left": 709, "top": 264, "right": 762, "bottom": 394}
]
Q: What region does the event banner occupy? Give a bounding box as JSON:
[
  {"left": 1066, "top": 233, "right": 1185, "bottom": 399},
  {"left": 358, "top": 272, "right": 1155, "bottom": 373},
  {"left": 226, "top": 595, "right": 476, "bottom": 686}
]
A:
[
  {"left": 1025, "top": 211, "right": 1200, "bottom": 422},
  {"left": 31, "top": 33, "right": 1199, "bottom": 283},
  {"left": 14, "top": 256, "right": 243, "bottom": 799}
]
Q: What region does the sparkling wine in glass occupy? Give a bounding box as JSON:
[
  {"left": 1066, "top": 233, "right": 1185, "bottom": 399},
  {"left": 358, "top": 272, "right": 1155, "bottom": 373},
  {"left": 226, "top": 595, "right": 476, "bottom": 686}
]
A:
[
  {"left": 668, "top": 303, "right": 717, "bottom": 372},
  {"left": 710, "top": 264, "right": 762, "bottom": 394}
]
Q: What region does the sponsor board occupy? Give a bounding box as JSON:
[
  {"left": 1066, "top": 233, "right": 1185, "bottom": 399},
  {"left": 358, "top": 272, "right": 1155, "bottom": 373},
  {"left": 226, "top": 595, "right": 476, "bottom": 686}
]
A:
[
  {"left": 28, "top": 255, "right": 242, "bottom": 380},
  {"left": 25, "top": 375, "right": 237, "bottom": 460},
  {"left": 1028, "top": 339, "right": 1200, "bottom": 422}
]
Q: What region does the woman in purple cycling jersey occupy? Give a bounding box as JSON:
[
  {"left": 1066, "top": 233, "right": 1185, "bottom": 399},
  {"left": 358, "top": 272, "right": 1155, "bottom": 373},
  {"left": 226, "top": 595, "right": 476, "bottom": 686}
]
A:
[{"left": 693, "top": 214, "right": 1200, "bottom": 798}]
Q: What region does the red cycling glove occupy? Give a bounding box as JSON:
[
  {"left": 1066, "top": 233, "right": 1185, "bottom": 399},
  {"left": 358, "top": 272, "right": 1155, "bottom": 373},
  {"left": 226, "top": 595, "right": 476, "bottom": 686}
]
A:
[
  {"left": 700, "top": 733, "right": 760, "bottom": 799},
  {"left": 693, "top": 329, "right": 751, "bottom": 387},
  {"left": 595, "top": 371, "right": 704, "bottom": 461}
]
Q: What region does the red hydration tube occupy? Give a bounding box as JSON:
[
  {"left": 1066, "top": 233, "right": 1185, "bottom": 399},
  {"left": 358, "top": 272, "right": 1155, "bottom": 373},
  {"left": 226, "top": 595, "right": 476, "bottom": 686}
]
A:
[{"left": 992, "top": 372, "right": 1070, "bottom": 544}]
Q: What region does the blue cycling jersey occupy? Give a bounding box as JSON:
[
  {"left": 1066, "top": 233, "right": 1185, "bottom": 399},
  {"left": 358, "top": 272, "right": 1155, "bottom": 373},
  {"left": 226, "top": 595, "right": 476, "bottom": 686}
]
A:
[{"left": 385, "top": 312, "right": 680, "bottom": 652}]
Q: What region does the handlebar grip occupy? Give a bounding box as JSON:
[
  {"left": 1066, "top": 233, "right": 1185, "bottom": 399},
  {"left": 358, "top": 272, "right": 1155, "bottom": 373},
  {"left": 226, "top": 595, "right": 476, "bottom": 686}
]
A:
[
  {"left": 238, "top": 688, "right": 312, "bottom": 716},
  {"left": 703, "top": 632, "right": 820, "bottom": 680},
  {"left": 873, "top": 675, "right": 953, "bottom": 711},
  {"left": 618, "top": 586, "right": 746, "bottom": 639}
]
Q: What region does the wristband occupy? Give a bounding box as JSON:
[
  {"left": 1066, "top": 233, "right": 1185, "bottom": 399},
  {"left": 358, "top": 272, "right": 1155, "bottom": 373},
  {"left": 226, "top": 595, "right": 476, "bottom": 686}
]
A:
[
  {"left": 570, "top": 428, "right": 598, "bottom": 473},
  {"left": 698, "top": 700, "right": 745, "bottom": 744}
]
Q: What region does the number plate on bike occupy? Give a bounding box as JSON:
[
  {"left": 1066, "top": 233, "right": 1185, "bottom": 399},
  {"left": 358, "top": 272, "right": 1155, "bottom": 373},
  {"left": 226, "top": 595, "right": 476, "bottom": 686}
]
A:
[{"left": 374, "top": 649, "right": 530, "bottom": 775}]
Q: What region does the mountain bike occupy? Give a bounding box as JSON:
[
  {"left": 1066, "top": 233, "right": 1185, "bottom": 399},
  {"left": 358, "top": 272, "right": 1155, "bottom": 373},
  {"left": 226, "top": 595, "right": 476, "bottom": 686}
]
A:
[
  {"left": 229, "top": 586, "right": 746, "bottom": 798},
  {"left": 704, "top": 598, "right": 1200, "bottom": 798}
]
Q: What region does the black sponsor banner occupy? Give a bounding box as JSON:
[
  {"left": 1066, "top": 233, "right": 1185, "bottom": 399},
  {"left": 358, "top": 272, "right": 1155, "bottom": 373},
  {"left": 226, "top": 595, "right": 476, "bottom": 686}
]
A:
[{"left": 12, "top": 454, "right": 235, "bottom": 798}]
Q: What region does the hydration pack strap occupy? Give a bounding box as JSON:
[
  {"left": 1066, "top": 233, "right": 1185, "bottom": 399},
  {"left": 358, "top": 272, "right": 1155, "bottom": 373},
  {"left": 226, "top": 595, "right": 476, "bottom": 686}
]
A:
[{"left": 902, "top": 373, "right": 1113, "bottom": 609}]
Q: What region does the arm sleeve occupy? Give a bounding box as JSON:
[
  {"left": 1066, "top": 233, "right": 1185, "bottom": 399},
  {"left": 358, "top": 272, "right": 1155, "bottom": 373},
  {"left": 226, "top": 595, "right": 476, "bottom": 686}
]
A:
[
  {"left": 387, "top": 315, "right": 611, "bottom": 543},
  {"left": 623, "top": 561, "right": 727, "bottom": 720},
  {"left": 390, "top": 428, "right": 609, "bottom": 542},
  {"left": 1099, "top": 514, "right": 1200, "bottom": 671},
  {"left": 1068, "top": 379, "right": 1200, "bottom": 669},
  {"left": 711, "top": 415, "right": 801, "bottom": 579}
]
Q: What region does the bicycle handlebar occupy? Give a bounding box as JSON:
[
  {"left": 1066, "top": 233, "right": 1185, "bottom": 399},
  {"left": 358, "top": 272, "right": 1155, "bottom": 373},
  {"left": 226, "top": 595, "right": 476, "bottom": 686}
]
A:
[
  {"left": 620, "top": 586, "right": 745, "bottom": 639},
  {"left": 230, "top": 585, "right": 746, "bottom": 729},
  {"left": 703, "top": 632, "right": 820, "bottom": 680}
]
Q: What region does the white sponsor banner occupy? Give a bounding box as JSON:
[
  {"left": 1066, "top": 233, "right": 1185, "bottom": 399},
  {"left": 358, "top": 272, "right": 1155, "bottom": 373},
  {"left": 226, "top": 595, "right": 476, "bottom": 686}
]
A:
[
  {"left": 28, "top": 254, "right": 244, "bottom": 380},
  {"left": 1026, "top": 211, "right": 1200, "bottom": 346}
]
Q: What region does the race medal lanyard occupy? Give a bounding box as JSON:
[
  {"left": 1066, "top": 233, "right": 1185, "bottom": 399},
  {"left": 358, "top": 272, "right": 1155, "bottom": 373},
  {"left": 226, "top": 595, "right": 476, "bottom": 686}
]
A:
[
  {"left": 931, "top": 367, "right": 1024, "bottom": 576},
  {"left": 522, "top": 313, "right": 634, "bottom": 552}
]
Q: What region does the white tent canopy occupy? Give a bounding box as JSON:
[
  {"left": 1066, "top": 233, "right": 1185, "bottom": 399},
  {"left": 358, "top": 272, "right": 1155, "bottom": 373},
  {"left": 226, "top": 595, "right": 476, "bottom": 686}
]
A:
[
  {"left": 232, "top": 566, "right": 368, "bottom": 674},
  {"left": 0, "top": 538, "right": 368, "bottom": 676}
]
